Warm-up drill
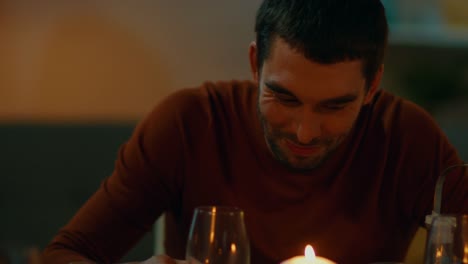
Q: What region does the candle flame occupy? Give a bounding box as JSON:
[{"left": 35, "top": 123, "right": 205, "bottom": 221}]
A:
[{"left": 305, "top": 245, "right": 316, "bottom": 261}]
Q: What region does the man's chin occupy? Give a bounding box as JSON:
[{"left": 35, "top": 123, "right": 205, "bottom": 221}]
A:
[{"left": 285, "top": 157, "right": 324, "bottom": 171}]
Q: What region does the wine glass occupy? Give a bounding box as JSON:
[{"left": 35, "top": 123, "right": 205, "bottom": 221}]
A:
[
  {"left": 424, "top": 215, "right": 468, "bottom": 264},
  {"left": 185, "top": 206, "right": 250, "bottom": 264}
]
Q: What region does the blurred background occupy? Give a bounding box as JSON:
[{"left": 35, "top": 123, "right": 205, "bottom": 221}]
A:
[{"left": 0, "top": 1, "right": 467, "bottom": 263}]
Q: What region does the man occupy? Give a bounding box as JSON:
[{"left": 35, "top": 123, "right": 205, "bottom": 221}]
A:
[{"left": 43, "top": 0, "right": 468, "bottom": 263}]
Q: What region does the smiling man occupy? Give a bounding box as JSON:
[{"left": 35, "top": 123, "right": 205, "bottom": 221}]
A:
[
  {"left": 255, "top": 39, "right": 378, "bottom": 171},
  {"left": 43, "top": 1, "right": 468, "bottom": 264}
]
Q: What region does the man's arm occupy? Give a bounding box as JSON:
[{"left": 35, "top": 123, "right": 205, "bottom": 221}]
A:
[
  {"left": 396, "top": 100, "right": 468, "bottom": 226},
  {"left": 42, "top": 90, "right": 195, "bottom": 263},
  {"left": 439, "top": 163, "right": 468, "bottom": 214}
]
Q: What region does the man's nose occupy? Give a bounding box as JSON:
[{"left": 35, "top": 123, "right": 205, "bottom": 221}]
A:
[{"left": 295, "top": 110, "right": 321, "bottom": 144}]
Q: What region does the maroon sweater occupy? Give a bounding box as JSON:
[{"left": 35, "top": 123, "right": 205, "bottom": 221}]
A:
[{"left": 43, "top": 80, "right": 468, "bottom": 264}]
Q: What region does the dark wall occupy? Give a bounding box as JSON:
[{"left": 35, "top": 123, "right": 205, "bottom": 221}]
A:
[{"left": 0, "top": 124, "right": 154, "bottom": 262}]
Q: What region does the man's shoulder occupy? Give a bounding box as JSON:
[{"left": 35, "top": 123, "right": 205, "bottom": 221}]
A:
[
  {"left": 145, "top": 79, "right": 256, "bottom": 124},
  {"left": 163, "top": 79, "right": 256, "bottom": 106},
  {"left": 204, "top": 79, "right": 258, "bottom": 103},
  {"left": 374, "top": 90, "right": 443, "bottom": 142}
]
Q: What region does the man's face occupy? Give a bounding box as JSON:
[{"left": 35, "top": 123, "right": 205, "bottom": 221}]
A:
[{"left": 250, "top": 38, "right": 380, "bottom": 171}]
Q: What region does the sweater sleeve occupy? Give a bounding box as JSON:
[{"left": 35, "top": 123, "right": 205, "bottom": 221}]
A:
[{"left": 42, "top": 90, "right": 195, "bottom": 263}]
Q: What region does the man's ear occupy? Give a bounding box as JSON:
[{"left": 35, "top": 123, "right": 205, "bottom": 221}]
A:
[
  {"left": 249, "top": 41, "right": 259, "bottom": 83},
  {"left": 364, "top": 64, "right": 384, "bottom": 104}
]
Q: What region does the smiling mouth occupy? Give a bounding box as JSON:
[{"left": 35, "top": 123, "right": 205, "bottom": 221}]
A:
[{"left": 284, "top": 140, "right": 322, "bottom": 156}]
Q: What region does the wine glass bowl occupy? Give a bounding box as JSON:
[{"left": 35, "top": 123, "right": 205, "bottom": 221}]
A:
[{"left": 185, "top": 206, "right": 250, "bottom": 264}]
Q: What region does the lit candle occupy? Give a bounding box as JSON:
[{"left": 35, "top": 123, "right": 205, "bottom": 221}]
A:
[{"left": 280, "top": 245, "right": 336, "bottom": 264}]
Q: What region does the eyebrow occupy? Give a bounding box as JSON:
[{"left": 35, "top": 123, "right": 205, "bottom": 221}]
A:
[
  {"left": 264, "top": 81, "right": 296, "bottom": 97},
  {"left": 265, "top": 80, "right": 359, "bottom": 105},
  {"left": 320, "top": 93, "right": 359, "bottom": 105}
]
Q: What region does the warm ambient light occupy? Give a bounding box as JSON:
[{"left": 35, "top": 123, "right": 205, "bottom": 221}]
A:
[
  {"left": 231, "top": 243, "right": 237, "bottom": 253},
  {"left": 209, "top": 207, "right": 216, "bottom": 243}
]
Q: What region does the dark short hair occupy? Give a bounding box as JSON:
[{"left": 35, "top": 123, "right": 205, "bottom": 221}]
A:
[{"left": 255, "top": 0, "right": 388, "bottom": 88}]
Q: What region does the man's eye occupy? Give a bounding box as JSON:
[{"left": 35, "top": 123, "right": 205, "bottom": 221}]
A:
[
  {"left": 276, "top": 95, "right": 300, "bottom": 105},
  {"left": 324, "top": 104, "right": 345, "bottom": 110}
]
